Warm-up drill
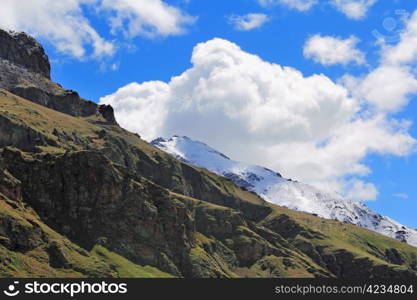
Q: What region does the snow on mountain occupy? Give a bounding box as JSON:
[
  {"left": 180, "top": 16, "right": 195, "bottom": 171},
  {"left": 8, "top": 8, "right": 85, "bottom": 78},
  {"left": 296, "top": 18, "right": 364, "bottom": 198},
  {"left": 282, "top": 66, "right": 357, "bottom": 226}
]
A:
[{"left": 151, "top": 135, "right": 417, "bottom": 247}]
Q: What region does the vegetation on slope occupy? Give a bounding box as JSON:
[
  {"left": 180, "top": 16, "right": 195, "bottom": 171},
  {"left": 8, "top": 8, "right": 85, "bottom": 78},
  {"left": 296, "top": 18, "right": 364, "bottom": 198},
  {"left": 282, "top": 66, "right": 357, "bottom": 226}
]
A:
[
  {"left": 1, "top": 83, "right": 417, "bottom": 279},
  {"left": 0, "top": 192, "right": 172, "bottom": 278}
]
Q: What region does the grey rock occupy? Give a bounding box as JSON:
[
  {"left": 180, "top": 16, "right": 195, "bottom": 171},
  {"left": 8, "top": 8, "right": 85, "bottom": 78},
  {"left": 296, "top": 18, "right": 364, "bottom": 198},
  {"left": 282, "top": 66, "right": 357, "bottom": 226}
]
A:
[
  {"left": 0, "top": 28, "right": 117, "bottom": 125},
  {"left": 0, "top": 29, "right": 50, "bottom": 78}
]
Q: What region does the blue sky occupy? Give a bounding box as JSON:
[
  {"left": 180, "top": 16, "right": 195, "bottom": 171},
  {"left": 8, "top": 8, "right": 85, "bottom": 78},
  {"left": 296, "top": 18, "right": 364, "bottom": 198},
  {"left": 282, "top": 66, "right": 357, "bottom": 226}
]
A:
[{"left": 1, "top": 0, "right": 416, "bottom": 227}]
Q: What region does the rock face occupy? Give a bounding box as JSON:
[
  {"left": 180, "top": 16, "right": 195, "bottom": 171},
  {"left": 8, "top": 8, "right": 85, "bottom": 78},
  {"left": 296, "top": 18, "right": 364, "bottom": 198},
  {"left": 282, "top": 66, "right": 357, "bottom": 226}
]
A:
[
  {"left": 0, "top": 29, "right": 117, "bottom": 124},
  {"left": 152, "top": 136, "right": 417, "bottom": 247},
  {"left": 0, "top": 29, "right": 50, "bottom": 78},
  {"left": 1, "top": 30, "right": 417, "bottom": 278}
]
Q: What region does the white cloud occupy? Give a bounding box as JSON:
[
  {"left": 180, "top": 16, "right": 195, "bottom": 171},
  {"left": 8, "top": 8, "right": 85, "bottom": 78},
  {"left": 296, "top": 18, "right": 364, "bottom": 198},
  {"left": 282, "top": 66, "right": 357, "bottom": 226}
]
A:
[
  {"left": 393, "top": 193, "right": 409, "bottom": 199},
  {"left": 304, "top": 35, "right": 365, "bottom": 66},
  {"left": 0, "top": 0, "right": 195, "bottom": 59},
  {"left": 0, "top": 0, "right": 114, "bottom": 58},
  {"left": 100, "top": 38, "right": 416, "bottom": 199},
  {"left": 342, "top": 66, "right": 417, "bottom": 112},
  {"left": 342, "top": 10, "right": 417, "bottom": 113},
  {"left": 228, "top": 13, "right": 269, "bottom": 31},
  {"left": 100, "top": 0, "right": 196, "bottom": 38},
  {"left": 110, "top": 62, "right": 120, "bottom": 71},
  {"left": 102, "top": 80, "right": 170, "bottom": 139},
  {"left": 382, "top": 11, "right": 417, "bottom": 66},
  {"left": 258, "top": 0, "right": 317, "bottom": 11},
  {"left": 345, "top": 179, "right": 379, "bottom": 201},
  {"left": 99, "top": 61, "right": 121, "bottom": 72},
  {"left": 263, "top": 115, "right": 414, "bottom": 183},
  {"left": 331, "top": 0, "right": 378, "bottom": 20},
  {"left": 258, "top": 0, "right": 379, "bottom": 19}
]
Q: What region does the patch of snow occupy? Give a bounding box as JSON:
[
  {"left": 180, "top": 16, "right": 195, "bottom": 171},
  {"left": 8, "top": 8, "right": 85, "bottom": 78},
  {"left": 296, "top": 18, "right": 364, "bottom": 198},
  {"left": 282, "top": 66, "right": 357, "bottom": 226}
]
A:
[{"left": 152, "top": 136, "right": 417, "bottom": 247}]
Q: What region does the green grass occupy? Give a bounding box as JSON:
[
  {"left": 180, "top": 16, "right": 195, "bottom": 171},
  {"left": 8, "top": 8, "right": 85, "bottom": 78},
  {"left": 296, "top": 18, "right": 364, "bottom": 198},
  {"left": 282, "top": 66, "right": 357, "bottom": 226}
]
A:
[
  {"left": 2, "top": 87, "right": 417, "bottom": 278},
  {"left": 264, "top": 204, "right": 417, "bottom": 270},
  {"left": 91, "top": 246, "right": 174, "bottom": 278},
  {"left": 0, "top": 196, "right": 173, "bottom": 278},
  {"left": 0, "top": 89, "right": 103, "bottom": 151},
  {"left": 249, "top": 255, "right": 316, "bottom": 278}
]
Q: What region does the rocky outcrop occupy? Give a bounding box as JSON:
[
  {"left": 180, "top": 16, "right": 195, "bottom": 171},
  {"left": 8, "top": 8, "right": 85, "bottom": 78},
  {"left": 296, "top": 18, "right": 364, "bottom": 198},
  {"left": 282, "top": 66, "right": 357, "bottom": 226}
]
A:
[
  {"left": 0, "top": 114, "right": 59, "bottom": 151},
  {"left": 0, "top": 148, "right": 194, "bottom": 275},
  {"left": 1, "top": 29, "right": 417, "bottom": 279},
  {"left": 2, "top": 90, "right": 417, "bottom": 278},
  {"left": 0, "top": 29, "right": 50, "bottom": 78},
  {"left": 10, "top": 86, "right": 103, "bottom": 120},
  {"left": 0, "top": 148, "right": 299, "bottom": 277},
  {"left": 0, "top": 29, "right": 117, "bottom": 124}
]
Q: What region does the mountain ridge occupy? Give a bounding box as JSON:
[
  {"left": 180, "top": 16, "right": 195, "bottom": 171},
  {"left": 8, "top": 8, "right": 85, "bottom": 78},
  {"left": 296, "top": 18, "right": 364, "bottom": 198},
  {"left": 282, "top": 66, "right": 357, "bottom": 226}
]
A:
[
  {"left": 0, "top": 29, "right": 50, "bottom": 78},
  {"left": 0, "top": 28, "right": 117, "bottom": 125},
  {"left": 151, "top": 135, "right": 417, "bottom": 247},
  {"left": 1, "top": 28, "right": 417, "bottom": 278}
]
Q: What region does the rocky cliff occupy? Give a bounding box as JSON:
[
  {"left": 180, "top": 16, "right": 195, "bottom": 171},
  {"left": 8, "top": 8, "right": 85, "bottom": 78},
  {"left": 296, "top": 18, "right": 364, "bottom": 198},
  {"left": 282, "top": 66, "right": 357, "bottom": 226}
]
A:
[
  {"left": 0, "top": 29, "right": 50, "bottom": 78},
  {"left": 1, "top": 29, "right": 417, "bottom": 278},
  {"left": 0, "top": 29, "right": 117, "bottom": 124}
]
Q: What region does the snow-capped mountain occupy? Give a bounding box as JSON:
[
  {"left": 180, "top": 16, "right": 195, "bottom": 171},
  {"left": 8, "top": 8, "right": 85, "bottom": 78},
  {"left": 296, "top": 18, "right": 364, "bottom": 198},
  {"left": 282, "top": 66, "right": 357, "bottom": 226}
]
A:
[{"left": 152, "top": 135, "right": 417, "bottom": 247}]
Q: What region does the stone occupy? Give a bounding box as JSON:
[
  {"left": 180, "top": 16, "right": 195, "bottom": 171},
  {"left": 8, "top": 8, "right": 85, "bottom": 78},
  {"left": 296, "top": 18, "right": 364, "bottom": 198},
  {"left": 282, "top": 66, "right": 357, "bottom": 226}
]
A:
[{"left": 0, "top": 29, "right": 50, "bottom": 78}]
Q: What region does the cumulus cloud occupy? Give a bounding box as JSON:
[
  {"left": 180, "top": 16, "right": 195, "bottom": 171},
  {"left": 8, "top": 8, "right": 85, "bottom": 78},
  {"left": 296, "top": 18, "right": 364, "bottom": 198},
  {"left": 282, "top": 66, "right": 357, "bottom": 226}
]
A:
[
  {"left": 342, "top": 66, "right": 417, "bottom": 112},
  {"left": 331, "top": 0, "right": 378, "bottom": 19},
  {"left": 0, "top": 0, "right": 114, "bottom": 58},
  {"left": 100, "top": 38, "right": 416, "bottom": 200},
  {"left": 258, "top": 0, "right": 317, "bottom": 11},
  {"left": 304, "top": 35, "right": 365, "bottom": 66},
  {"left": 100, "top": 0, "right": 196, "bottom": 38},
  {"left": 345, "top": 180, "right": 379, "bottom": 201},
  {"left": 342, "top": 10, "right": 417, "bottom": 113},
  {"left": 0, "top": 0, "right": 194, "bottom": 59},
  {"left": 228, "top": 13, "right": 269, "bottom": 31},
  {"left": 382, "top": 11, "right": 417, "bottom": 66}
]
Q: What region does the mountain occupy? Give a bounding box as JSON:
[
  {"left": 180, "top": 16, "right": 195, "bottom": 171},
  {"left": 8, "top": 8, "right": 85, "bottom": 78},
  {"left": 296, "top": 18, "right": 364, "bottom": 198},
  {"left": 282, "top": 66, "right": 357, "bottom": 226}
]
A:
[
  {"left": 1, "top": 29, "right": 417, "bottom": 278},
  {"left": 0, "top": 29, "right": 116, "bottom": 124},
  {"left": 151, "top": 136, "right": 417, "bottom": 247}
]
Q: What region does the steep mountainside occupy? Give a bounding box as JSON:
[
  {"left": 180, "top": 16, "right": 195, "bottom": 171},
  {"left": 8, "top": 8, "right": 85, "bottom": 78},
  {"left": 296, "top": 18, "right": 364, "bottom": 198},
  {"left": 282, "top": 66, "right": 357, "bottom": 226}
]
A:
[
  {"left": 1, "top": 29, "right": 417, "bottom": 278},
  {"left": 152, "top": 136, "right": 417, "bottom": 247},
  {"left": 0, "top": 29, "right": 116, "bottom": 124}
]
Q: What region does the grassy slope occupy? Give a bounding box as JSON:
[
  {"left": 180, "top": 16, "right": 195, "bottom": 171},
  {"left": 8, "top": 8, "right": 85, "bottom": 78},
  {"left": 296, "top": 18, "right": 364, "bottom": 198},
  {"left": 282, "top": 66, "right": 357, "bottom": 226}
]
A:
[
  {"left": 263, "top": 204, "right": 417, "bottom": 274},
  {"left": 171, "top": 191, "right": 332, "bottom": 277},
  {"left": 1, "top": 89, "right": 417, "bottom": 277},
  {"left": 0, "top": 194, "right": 173, "bottom": 278},
  {"left": 1, "top": 88, "right": 268, "bottom": 216},
  {"left": 91, "top": 246, "right": 174, "bottom": 278},
  {"left": 0, "top": 89, "right": 104, "bottom": 152}
]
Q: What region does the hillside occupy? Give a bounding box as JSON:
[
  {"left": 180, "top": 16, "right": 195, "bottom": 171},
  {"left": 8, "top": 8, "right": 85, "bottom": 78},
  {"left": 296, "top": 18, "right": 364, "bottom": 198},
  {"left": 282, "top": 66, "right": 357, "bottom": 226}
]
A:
[
  {"left": 1, "top": 29, "right": 417, "bottom": 278},
  {"left": 152, "top": 136, "right": 417, "bottom": 247}
]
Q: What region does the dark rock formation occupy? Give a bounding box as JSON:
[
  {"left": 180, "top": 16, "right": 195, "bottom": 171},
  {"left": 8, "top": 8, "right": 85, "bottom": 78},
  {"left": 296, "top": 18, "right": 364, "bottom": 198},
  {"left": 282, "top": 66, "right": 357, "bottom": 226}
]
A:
[
  {"left": 1, "top": 29, "right": 417, "bottom": 279},
  {"left": 0, "top": 28, "right": 117, "bottom": 125},
  {"left": 9, "top": 86, "right": 106, "bottom": 120},
  {"left": 99, "top": 104, "right": 118, "bottom": 124},
  {"left": 0, "top": 29, "right": 50, "bottom": 78}
]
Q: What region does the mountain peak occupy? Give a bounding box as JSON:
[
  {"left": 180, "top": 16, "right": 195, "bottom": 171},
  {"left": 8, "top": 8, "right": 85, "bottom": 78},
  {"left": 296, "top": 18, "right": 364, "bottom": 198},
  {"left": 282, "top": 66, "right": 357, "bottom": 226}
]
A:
[
  {"left": 152, "top": 135, "right": 285, "bottom": 191},
  {"left": 0, "top": 29, "right": 51, "bottom": 78},
  {"left": 0, "top": 28, "right": 117, "bottom": 125},
  {"left": 152, "top": 135, "right": 232, "bottom": 162},
  {"left": 153, "top": 135, "right": 417, "bottom": 247}
]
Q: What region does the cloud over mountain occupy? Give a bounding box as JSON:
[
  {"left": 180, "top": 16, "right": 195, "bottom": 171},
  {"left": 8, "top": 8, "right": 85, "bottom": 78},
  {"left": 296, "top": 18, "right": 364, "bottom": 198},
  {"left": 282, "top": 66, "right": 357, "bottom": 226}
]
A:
[{"left": 100, "top": 38, "right": 415, "bottom": 200}]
